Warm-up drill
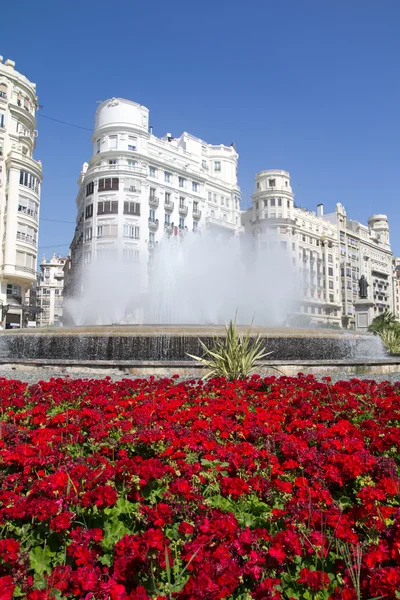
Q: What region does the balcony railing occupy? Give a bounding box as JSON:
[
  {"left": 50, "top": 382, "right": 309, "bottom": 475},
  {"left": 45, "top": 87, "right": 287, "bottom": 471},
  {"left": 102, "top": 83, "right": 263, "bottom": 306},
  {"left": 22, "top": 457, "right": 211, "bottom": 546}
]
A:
[
  {"left": 16, "top": 231, "right": 37, "bottom": 246},
  {"left": 148, "top": 218, "right": 159, "bottom": 230},
  {"left": 149, "top": 196, "right": 159, "bottom": 208},
  {"left": 18, "top": 205, "right": 38, "bottom": 221},
  {"left": 178, "top": 205, "right": 188, "bottom": 216},
  {"left": 164, "top": 199, "right": 174, "bottom": 211},
  {"left": 193, "top": 209, "right": 202, "bottom": 219}
]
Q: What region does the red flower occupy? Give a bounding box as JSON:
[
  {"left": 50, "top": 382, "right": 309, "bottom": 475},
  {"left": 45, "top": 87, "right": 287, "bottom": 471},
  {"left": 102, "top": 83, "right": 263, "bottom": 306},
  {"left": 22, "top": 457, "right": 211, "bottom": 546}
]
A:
[
  {"left": 297, "top": 568, "right": 330, "bottom": 591},
  {"left": 50, "top": 511, "right": 74, "bottom": 532},
  {"left": 0, "top": 539, "right": 20, "bottom": 564},
  {"left": 0, "top": 576, "right": 14, "bottom": 600}
]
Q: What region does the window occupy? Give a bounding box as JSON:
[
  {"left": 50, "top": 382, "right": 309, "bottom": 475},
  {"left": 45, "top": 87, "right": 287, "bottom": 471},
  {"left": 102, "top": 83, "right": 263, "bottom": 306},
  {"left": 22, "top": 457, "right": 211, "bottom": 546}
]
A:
[
  {"left": 16, "top": 223, "right": 37, "bottom": 245},
  {"left": 84, "top": 227, "right": 92, "bottom": 241},
  {"left": 268, "top": 179, "right": 276, "bottom": 187},
  {"left": 98, "top": 178, "right": 119, "bottom": 191},
  {"left": 214, "top": 161, "right": 221, "bottom": 172},
  {"left": 270, "top": 198, "right": 276, "bottom": 207},
  {"left": 165, "top": 213, "right": 170, "bottom": 225},
  {"left": 165, "top": 192, "right": 171, "bottom": 204},
  {"left": 128, "top": 136, "right": 137, "bottom": 151},
  {"left": 164, "top": 171, "right": 171, "bottom": 183},
  {"left": 149, "top": 232, "right": 155, "bottom": 244},
  {"left": 179, "top": 196, "right": 185, "bottom": 208},
  {"left": 0, "top": 83, "right": 6, "bottom": 99},
  {"left": 128, "top": 160, "right": 137, "bottom": 167},
  {"left": 109, "top": 135, "right": 117, "bottom": 149},
  {"left": 84, "top": 251, "right": 91, "bottom": 265},
  {"left": 208, "top": 191, "right": 212, "bottom": 201},
  {"left": 263, "top": 199, "right": 268, "bottom": 207},
  {"left": 328, "top": 267, "right": 333, "bottom": 276},
  {"left": 0, "top": 110, "right": 5, "bottom": 128},
  {"left": 257, "top": 182, "right": 260, "bottom": 189},
  {"left": 123, "top": 224, "right": 140, "bottom": 239},
  {"left": 109, "top": 159, "right": 117, "bottom": 168},
  {"left": 123, "top": 248, "right": 139, "bottom": 262},
  {"left": 86, "top": 182, "right": 94, "bottom": 196},
  {"left": 329, "top": 281, "right": 334, "bottom": 290},
  {"left": 192, "top": 182, "right": 199, "bottom": 192},
  {"left": 193, "top": 201, "right": 199, "bottom": 212},
  {"left": 7, "top": 284, "right": 21, "bottom": 297},
  {"left": 18, "top": 196, "right": 38, "bottom": 219},
  {"left": 97, "top": 224, "right": 118, "bottom": 238},
  {"left": 85, "top": 204, "right": 93, "bottom": 219},
  {"left": 19, "top": 170, "right": 39, "bottom": 192},
  {"left": 256, "top": 201, "right": 259, "bottom": 209},
  {"left": 193, "top": 221, "right": 198, "bottom": 231},
  {"left": 123, "top": 201, "right": 140, "bottom": 216},
  {"left": 179, "top": 177, "right": 185, "bottom": 188},
  {"left": 97, "top": 200, "right": 118, "bottom": 215},
  {"left": 213, "top": 193, "right": 217, "bottom": 202},
  {"left": 202, "top": 160, "right": 207, "bottom": 169},
  {"left": 149, "top": 166, "right": 156, "bottom": 177},
  {"left": 179, "top": 217, "right": 185, "bottom": 229},
  {"left": 278, "top": 198, "right": 282, "bottom": 207},
  {"left": 149, "top": 208, "right": 156, "bottom": 221},
  {"left": 328, "top": 254, "right": 333, "bottom": 264},
  {"left": 287, "top": 200, "right": 290, "bottom": 208},
  {"left": 150, "top": 187, "right": 156, "bottom": 199},
  {"left": 96, "top": 139, "right": 101, "bottom": 153}
]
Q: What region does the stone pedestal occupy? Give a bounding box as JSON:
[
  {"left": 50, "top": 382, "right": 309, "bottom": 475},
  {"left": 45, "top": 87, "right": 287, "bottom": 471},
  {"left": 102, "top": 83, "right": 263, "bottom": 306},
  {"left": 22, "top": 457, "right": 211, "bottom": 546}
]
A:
[{"left": 354, "top": 299, "right": 374, "bottom": 331}]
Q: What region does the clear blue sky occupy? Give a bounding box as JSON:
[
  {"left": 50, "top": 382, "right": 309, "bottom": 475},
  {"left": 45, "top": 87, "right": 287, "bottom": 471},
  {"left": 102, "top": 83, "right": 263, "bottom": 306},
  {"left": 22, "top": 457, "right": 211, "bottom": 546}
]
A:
[{"left": 2, "top": 0, "right": 400, "bottom": 255}]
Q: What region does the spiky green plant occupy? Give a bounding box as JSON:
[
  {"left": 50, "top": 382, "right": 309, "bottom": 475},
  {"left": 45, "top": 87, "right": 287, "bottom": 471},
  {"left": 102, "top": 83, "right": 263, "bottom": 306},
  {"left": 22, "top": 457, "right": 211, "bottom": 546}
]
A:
[
  {"left": 188, "top": 317, "right": 274, "bottom": 380},
  {"left": 369, "top": 309, "right": 398, "bottom": 334},
  {"left": 379, "top": 327, "right": 400, "bottom": 355}
]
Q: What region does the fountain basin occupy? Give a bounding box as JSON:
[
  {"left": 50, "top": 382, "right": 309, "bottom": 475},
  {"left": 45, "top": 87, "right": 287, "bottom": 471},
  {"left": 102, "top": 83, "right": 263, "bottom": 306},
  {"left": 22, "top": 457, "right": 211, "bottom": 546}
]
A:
[{"left": 0, "top": 325, "right": 386, "bottom": 362}]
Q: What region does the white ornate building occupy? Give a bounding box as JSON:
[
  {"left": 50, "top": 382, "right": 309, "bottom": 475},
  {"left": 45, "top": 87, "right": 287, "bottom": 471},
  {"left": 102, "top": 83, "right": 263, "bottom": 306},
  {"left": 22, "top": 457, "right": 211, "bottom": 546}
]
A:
[
  {"left": 0, "top": 57, "right": 42, "bottom": 328},
  {"left": 243, "top": 170, "right": 394, "bottom": 328},
  {"left": 324, "top": 205, "right": 394, "bottom": 328},
  {"left": 242, "top": 170, "right": 342, "bottom": 326},
  {"left": 36, "top": 253, "right": 67, "bottom": 327},
  {"left": 67, "top": 97, "right": 241, "bottom": 303}
]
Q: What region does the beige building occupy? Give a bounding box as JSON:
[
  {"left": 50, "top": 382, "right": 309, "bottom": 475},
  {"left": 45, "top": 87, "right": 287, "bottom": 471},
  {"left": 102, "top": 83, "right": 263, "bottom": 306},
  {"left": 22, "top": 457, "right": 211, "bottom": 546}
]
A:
[{"left": 0, "top": 56, "right": 42, "bottom": 328}]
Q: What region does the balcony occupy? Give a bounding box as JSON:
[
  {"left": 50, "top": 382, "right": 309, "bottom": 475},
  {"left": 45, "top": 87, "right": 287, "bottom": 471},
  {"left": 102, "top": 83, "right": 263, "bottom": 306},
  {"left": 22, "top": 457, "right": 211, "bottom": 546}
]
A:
[
  {"left": 16, "top": 231, "right": 37, "bottom": 247},
  {"left": 148, "top": 218, "right": 159, "bottom": 230},
  {"left": 178, "top": 204, "right": 188, "bottom": 216},
  {"left": 193, "top": 209, "right": 202, "bottom": 220},
  {"left": 164, "top": 224, "right": 174, "bottom": 235},
  {"left": 149, "top": 196, "right": 159, "bottom": 208},
  {"left": 164, "top": 199, "right": 174, "bottom": 211},
  {"left": 18, "top": 205, "right": 38, "bottom": 221}
]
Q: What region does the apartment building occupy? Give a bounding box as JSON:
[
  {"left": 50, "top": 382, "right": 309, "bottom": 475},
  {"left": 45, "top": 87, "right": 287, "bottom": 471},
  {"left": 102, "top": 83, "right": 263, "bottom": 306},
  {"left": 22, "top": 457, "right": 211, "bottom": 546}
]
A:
[
  {"left": 0, "top": 56, "right": 42, "bottom": 328},
  {"left": 67, "top": 97, "right": 241, "bottom": 306},
  {"left": 243, "top": 170, "right": 394, "bottom": 328},
  {"left": 36, "top": 253, "right": 67, "bottom": 327}
]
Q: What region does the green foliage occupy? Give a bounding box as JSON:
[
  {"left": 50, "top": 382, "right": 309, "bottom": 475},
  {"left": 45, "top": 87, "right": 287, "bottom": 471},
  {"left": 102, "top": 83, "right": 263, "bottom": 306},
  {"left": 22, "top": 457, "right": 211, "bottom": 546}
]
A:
[
  {"left": 368, "top": 309, "right": 398, "bottom": 334},
  {"left": 379, "top": 327, "right": 400, "bottom": 355},
  {"left": 187, "top": 316, "right": 273, "bottom": 380}
]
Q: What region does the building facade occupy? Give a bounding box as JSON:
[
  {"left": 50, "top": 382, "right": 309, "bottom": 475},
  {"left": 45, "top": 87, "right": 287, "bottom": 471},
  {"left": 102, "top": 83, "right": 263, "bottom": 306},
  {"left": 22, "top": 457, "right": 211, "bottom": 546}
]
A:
[
  {"left": 243, "top": 170, "right": 394, "bottom": 328},
  {"left": 392, "top": 258, "right": 400, "bottom": 320},
  {"left": 68, "top": 97, "right": 241, "bottom": 306},
  {"left": 0, "top": 57, "right": 42, "bottom": 328},
  {"left": 324, "top": 205, "right": 393, "bottom": 328},
  {"left": 36, "top": 254, "right": 67, "bottom": 327},
  {"left": 242, "top": 170, "right": 342, "bottom": 326}
]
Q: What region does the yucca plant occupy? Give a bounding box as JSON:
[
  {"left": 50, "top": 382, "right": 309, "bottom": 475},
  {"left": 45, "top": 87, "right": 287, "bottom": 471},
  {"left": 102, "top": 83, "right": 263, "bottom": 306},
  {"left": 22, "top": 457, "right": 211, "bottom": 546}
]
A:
[
  {"left": 188, "top": 317, "right": 274, "bottom": 380},
  {"left": 369, "top": 309, "right": 398, "bottom": 334},
  {"left": 379, "top": 327, "right": 400, "bottom": 355}
]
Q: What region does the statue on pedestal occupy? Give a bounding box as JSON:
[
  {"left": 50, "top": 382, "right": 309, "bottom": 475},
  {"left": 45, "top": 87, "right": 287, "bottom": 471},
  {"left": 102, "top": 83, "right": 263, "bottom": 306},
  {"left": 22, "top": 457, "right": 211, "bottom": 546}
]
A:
[{"left": 358, "top": 275, "right": 369, "bottom": 299}]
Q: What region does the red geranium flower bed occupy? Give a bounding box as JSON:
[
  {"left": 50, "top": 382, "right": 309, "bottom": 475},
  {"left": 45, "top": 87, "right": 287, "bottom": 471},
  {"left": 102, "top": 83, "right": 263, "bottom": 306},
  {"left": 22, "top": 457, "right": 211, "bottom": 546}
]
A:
[{"left": 0, "top": 374, "right": 400, "bottom": 599}]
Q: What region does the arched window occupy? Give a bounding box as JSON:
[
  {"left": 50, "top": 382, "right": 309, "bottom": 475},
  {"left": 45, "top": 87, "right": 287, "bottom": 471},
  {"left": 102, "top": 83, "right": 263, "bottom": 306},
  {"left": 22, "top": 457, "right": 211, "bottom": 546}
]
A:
[{"left": 0, "top": 83, "right": 7, "bottom": 99}]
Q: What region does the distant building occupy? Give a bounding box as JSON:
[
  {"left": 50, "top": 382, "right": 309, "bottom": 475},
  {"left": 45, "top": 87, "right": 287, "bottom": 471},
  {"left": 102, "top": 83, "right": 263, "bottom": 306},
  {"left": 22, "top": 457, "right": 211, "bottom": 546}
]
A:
[
  {"left": 242, "top": 170, "right": 341, "bottom": 326},
  {"left": 36, "top": 253, "right": 67, "bottom": 327},
  {"left": 67, "top": 97, "right": 241, "bottom": 311},
  {"left": 243, "top": 170, "right": 394, "bottom": 328},
  {"left": 0, "top": 56, "right": 42, "bottom": 328}
]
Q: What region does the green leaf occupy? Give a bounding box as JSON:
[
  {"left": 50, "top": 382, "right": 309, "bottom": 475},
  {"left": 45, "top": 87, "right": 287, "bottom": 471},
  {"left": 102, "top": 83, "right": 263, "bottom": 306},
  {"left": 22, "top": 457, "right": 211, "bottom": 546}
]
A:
[{"left": 29, "top": 545, "right": 54, "bottom": 578}]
